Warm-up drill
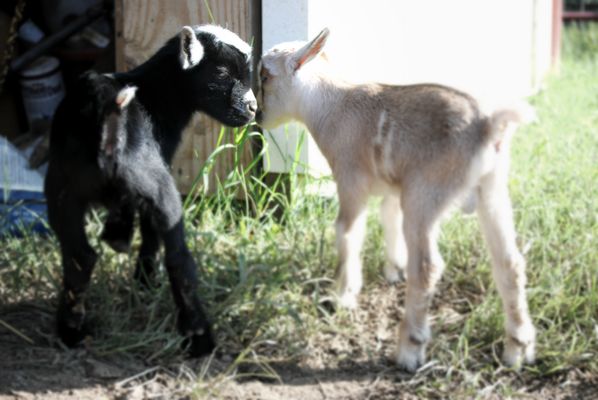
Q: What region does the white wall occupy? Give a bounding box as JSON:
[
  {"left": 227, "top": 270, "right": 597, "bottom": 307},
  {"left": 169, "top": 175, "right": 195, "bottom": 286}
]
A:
[{"left": 262, "top": 0, "right": 554, "bottom": 175}]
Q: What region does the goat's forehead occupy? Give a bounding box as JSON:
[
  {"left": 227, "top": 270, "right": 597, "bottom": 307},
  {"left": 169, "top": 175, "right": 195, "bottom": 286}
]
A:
[
  {"left": 266, "top": 41, "right": 305, "bottom": 56},
  {"left": 194, "top": 24, "right": 252, "bottom": 59},
  {"left": 261, "top": 41, "right": 306, "bottom": 73}
]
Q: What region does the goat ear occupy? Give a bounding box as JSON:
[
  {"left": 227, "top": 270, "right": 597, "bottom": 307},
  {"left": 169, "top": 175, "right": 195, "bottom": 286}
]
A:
[
  {"left": 116, "top": 86, "right": 138, "bottom": 109},
  {"left": 180, "top": 26, "right": 204, "bottom": 70},
  {"left": 290, "top": 28, "right": 330, "bottom": 72}
]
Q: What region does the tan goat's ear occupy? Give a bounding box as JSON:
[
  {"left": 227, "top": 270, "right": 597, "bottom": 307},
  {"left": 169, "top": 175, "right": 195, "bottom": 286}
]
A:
[
  {"left": 180, "top": 26, "right": 204, "bottom": 70},
  {"left": 290, "top": 28, "right": 330, "bottom": 72}
]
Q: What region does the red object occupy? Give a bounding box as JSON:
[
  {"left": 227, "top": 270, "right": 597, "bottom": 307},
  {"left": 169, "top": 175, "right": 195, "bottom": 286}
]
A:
[
  {"left": 563, "top": 11, "right": 598, "bottom": 21},
  {"left": 552, "top": 0, "right": 563, "bottom": 67}
]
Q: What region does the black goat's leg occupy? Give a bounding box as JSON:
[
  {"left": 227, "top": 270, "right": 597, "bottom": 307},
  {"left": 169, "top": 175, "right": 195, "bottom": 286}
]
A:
[
  {"left": 46, "top": 188, "right": 97, "bottom": 347},
  {"left": 135, "top": 165, "right": 214, "bottom": 356},
  {"left": 162, "top": 219, "right": 215, "bottom": 356},
  {"left": 133, "top": 210, "right": 161, "bottom": 288},
  {"left": 101, "top": 202, "right": 135, "bottom": 253}
]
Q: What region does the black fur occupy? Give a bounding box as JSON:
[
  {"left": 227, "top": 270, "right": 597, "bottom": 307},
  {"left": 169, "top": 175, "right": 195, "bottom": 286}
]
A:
[{"left": 44, "top": 27, "right": 255, "bottom": 356}]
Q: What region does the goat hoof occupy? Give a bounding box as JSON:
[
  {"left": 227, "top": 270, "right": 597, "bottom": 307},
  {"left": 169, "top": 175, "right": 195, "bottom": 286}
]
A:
[
  {"left": 502, "top": 322, "right": 536, "bottom": 368},
  {"left": 182, "top": 329, "right": 216, "bottom": 357},
  {"left": 56, "top": 314, "right": 90, "bottom": 348},
  {"left": 396, "top": 321, "right": 429, "bottom": 372},
  {"left": 337, "top": 293, "right": 358, "bottom": 309},
  {"left": 56, "top": 297, "right": 91, "bottom": 347},
  {"left": 502, "top": 336, "right": 536, "bottom": 368},
  {"left": 395, "top": 347, "right": 425, "bottom": 373}
]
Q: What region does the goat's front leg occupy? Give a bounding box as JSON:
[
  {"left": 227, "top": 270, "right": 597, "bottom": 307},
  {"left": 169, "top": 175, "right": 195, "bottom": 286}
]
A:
[
  {"left": 396, "top": 189, "right": 446, "bottom": 371},
  {"left": 477, "top": 171, "right": 535, "bottom": 367},
  {"left": 138, "top": 167, "right": 214, "bottom": 357},
  {"left": 334, "top": 183, "right": 369, "bottom": 309},
  {"left": 162, "top": 220, "right": 215, "bottom": 356},
  {"left": 380, "top": 194, "right": 407, "bottom": 283}
]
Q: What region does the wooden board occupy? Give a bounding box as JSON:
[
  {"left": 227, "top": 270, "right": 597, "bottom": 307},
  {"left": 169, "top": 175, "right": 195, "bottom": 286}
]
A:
[{"left": 114, "top": 0, "right": 259, "bottom": 194}]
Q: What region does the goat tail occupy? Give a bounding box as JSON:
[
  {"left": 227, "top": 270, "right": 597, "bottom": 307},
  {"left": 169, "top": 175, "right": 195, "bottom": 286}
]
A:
[{"left": 485, "top": 101, "right": 536, "bottom": 150}]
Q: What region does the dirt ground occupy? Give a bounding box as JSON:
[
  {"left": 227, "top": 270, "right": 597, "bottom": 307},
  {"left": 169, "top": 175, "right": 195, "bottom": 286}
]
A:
[{"left": 1, "top": 287, "right": 597, "bottom": 400}]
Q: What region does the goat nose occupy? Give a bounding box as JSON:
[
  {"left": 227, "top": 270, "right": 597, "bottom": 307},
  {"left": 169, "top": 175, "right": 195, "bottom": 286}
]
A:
[
  {"left": 243, "top": 90, "right": 257, "bottom": 115},
  {"left": 247, "top": 99, "right": 257, "bottom": 114}
]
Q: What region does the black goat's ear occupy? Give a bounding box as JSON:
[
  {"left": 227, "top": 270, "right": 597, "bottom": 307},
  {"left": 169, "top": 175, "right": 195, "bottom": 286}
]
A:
[
  {"left": 116, "top": 86, "right": 137, "bottom": 109},
  {"left": 180, "top": 26, "right": 204, "bottom": 70}
]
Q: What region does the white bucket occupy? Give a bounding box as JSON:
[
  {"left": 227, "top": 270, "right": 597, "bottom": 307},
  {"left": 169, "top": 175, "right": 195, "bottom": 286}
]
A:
[{"left": 20, "top": 56, "right": 65, "bottom": 126}]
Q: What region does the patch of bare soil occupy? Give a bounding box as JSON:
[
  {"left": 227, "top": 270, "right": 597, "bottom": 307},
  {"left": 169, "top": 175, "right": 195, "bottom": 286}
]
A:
[{"left": 1, "top": 287, "right": 596, "bottom": 400}]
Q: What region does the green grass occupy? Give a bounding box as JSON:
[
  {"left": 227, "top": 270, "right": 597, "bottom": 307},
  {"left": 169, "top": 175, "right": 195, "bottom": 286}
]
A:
[{"left": 1, "top": 24, "right": 597, "bottom": 398}]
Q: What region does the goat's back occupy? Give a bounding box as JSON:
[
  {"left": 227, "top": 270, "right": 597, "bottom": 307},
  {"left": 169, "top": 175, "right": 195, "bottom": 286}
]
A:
[
  {"left": 324, "top": 83, "right": 493, "bottom": 188},
  {"left": 47, "top": 71, "right": 155, "bottom": 203}
]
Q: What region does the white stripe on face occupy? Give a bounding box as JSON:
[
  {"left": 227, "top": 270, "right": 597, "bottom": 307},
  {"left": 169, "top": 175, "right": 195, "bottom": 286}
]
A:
[
  {"left": 197, "top": 25, "right": 252, "bottom": 59},
  {"left": 242, "top": 88, "right": 257, "bottom": 105}
]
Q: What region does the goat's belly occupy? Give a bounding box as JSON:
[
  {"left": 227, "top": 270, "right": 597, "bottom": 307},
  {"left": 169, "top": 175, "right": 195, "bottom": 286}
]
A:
[
  {"left": 370, "top": 179, "right": 399, "bottom": 197},
  {"left": 97, "top": 179, "right": 133, "bottom": 206}
]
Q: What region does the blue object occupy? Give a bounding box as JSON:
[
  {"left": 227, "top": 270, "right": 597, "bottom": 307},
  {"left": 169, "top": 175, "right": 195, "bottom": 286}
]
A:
[
  {"left": 0, "top": 189, "right": 48, "bottom": 237},
  {"left": 1, "top": 136, "right": 49, "bottom": 238}
]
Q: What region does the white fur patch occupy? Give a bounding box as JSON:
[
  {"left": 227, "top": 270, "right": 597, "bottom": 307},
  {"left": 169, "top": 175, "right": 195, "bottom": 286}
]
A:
[
  {"left": 180, "top": 26, "right": 204, "bottom": 69},
  {"left": 334, "top": 209, "right": 367, "bottom": 309},
  {"left": 375, "top": 110, "right": 387, "bottom": 145},
  {"left": 242, "top": 88, "right": 257, "bottom": 105},
  {"left": 374, "top": 110, "right": 396, "bottom": 177},
  {"left": 383, "top": 121, "right": 396, "bottom": 176},
  {"left": 116, "top": 86, "right": 138, "bottom": 109},
  {"left": 197, "top": 25, "right": 251, "bottom": 59}
]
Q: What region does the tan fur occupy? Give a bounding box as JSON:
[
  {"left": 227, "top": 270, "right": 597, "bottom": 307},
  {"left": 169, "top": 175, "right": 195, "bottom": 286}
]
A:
[{"left": 257, "top": 29, "right": 536, "bottom": 371}]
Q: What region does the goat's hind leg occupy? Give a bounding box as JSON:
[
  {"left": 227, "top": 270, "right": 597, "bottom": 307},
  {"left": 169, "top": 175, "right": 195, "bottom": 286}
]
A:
[
  {"left": 396, "top": 185, "right": 447, "bottom": 372},
  {"left": 477, "top": 172, "right": 535, "bottom": 367},
  {"left": 162, "top": 219, "right": 215, "bottom": 356},
  {"left": 380, "top": 194, "right": 407, "bottom": 283},
  {"left": 135, "top": 165, "right": 215, "bottom": 356},
  {"left": 46, "top": 184, "right": 97, "bottom": 346}
]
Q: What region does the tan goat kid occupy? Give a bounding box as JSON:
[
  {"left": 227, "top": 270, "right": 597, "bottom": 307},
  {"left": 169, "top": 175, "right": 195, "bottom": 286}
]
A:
[{"left": 256, "top": 28, "right": 536, "bottom": 372}]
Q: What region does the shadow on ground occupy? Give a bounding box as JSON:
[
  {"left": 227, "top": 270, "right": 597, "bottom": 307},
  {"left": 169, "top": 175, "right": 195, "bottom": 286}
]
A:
[{"left": 1, "top": 298, "right": 597, "bottom": 400}]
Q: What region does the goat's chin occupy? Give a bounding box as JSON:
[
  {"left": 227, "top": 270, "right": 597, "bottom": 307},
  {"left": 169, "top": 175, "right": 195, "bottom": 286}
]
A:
[
  {"left": 257, "top": 121, "right": 278, "bottom": 130},
  {"left": 256, "top": 114, "right": 287, "bottom": 130}
]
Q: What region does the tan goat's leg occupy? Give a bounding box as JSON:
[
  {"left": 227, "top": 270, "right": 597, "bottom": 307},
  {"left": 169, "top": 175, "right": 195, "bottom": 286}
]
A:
[
  {"left": 396, "top": 193, "right": 445, "bottom": 371},
  {"left": 380, "top": 195, "right": 407, "bottom": 282},
  {"left": 477, "top": 173, "right": 536, "bottom": 367},
  {"left": 334, "top": 187, "right": 369, "bottom": 309}
]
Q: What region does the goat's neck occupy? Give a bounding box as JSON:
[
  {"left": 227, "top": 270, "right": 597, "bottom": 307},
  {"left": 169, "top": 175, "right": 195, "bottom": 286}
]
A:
[
  {"left": 115, "top": 64, "right": 194, "bottom": 163},
  {"left": 296, "top": 74, "right": 347, "bottom": 142},
  {"left": 125, "top": 67, "right": 194, "bottom": 126}
]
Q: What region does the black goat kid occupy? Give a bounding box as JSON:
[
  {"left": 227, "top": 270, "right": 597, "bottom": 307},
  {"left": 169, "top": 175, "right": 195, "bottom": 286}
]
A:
[{"left": 44, "top": 25, "right": 256, "bottom": 356}]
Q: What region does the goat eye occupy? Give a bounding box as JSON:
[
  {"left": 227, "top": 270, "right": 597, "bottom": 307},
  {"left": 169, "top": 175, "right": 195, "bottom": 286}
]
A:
[{"left": 260, "top": 67, "right": 272, "bottom": 85}]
